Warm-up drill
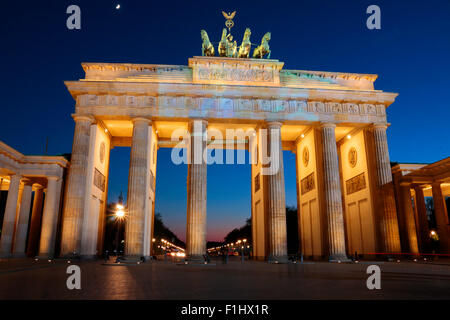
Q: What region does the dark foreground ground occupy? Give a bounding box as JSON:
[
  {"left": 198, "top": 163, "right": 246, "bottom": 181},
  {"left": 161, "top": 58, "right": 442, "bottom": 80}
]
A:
[{"left": 1, "top": 256, "right": 449, "bottom": 299}]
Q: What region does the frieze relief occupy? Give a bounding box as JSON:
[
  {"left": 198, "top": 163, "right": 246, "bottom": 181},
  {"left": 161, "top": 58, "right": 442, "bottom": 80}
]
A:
[
  {"left": 301, "top": 172, "right": 315, "bottom": 195},
  {"left": 345, "top": 172, "right": 366, "bottom": 195},
  {"left": 198, "top": 68, "right": 274, "bottom": 83},
  {"left": 78, "top": 94, "right": 386, "bottom": 117}
]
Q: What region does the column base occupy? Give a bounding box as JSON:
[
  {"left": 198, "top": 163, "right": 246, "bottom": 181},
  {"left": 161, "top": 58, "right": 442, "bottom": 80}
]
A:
[
  {"left": 11, "top": 253, "right": 27, "bottom": 258},
  {"left": 329, "top": 254, "right": 351, "bottom": 263},
  {"left": 0, "top": 253, "right": 12, "bottom": 259},
  {"left": 268, "top": 255, "right": 289, "bottom": 264},
  {"left": 185, "top": 254, "right": 208, "bottom": 264}
]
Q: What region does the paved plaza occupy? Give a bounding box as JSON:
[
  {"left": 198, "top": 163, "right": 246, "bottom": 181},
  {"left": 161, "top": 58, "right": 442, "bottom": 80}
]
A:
[{"left": 1, "top": 257, "right": 450, "bottom": 300}]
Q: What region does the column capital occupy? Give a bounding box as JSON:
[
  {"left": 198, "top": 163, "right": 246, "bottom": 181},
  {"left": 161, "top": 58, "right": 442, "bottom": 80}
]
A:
[
  {"left": 47, "top": 176, "right": 60, "bottom": 182},
  {"left": 266, "top": 121, "right": 283, "bottom": 129},
  {"left": 431, "top": 181, "right": 442, "bottom": 188},
  {"left": 131, "top": 117, "right": 151, "bottom": 125},
  {"left": 21, "top": 178, "right": 33, "bottom": 186},
  {"left": 32, "top": 184, "right": 44, "bottom": 191},
  {"left": 372, "top": 123, "right": 388, "bottom": 130},
  {"left": 9, "top": 173, "right": 22, "bottom": 180},
  {"left": 72, "top": 114, "right": 95, "bottom": 123},
  {"left": 319, "top": 122, "right": 337, "bottom": 129},
  {"left": 188, "top": 119, "right": 208, "bottom": 126}
]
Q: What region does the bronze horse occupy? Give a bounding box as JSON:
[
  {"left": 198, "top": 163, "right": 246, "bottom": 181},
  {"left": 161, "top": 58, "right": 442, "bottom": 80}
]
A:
[
  {"left": 252, "top": 32, "right": 271, "bottom": 59},
  {"left": 201, "top": 30, "right": 215, "bottom": 57},
  {"left": 238, "top": 28, "right": 252, "bottom": 58}
]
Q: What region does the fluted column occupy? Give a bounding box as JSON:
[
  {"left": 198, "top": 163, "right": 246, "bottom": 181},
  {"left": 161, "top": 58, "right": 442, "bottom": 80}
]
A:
[
  {"left": 125, "top": 118, "right": 151, "bottom": 258},
  {"left": 320, "top": 123, "right": 348, "bottom": 261},
  {"left": 373, "top": 124, "right": 401, "bottom": 253},
  {"left": 60, "top": 114, "right": 94, "bottom": 256},
  {"left": 12, "top": 180, "right": 33, "bottom": 257},
  {"left": 398, "top": 184, "right": 419, "bottom": 254},
  {"left": 26, "top": 185, "right": 44, "bottom": 257},
  {"left": 431, "top": 182, "right": 450, "bottom": 253},
  {"left": 266, "top": 122, "right": 288, "bottom": 263},
  {"left": 0, "top": 174, "right": 22, "bottom": 257},
  {"left": 414, "top": 186, "right": 430, "bottom": 252},
  {"left": 38, "top": 177, "right": 63, "bottom": 258},
  {"left": 186, "top": 119, "right": 208, "bottom": 262}
]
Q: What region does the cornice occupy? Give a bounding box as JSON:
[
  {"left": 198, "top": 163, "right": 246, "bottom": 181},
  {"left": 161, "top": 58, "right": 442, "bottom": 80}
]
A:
[{"left": 0, "top": 141, "right": 69, "bottom": 168}]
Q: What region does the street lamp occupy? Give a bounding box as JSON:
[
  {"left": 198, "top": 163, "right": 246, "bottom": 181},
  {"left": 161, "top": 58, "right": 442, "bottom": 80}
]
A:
[{"left": 115, "top": 203, "right": 126, "bottom": 256}]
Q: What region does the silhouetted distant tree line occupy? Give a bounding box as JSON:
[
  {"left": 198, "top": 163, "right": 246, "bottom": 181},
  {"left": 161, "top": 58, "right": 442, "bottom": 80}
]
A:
[
  {"left": 153, "top": 213, "right": 185, "bottom": 248},
  {"left": 223, "top": 206, "right": 299, "bottom": 254}
]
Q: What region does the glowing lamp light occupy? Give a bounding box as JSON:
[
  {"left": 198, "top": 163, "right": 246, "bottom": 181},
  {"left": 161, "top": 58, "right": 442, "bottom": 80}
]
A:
[
  {"left": 116, "top": 4, "right": 121, "bottom": 10},
  {"left": 116, "top": 204, "right": 124, "bottom": 210},
  {"left": 346, "top": 134, "right": 352, "bottom": 140},
  {"left": 116, "top": 210, "right": 125, "bottom": 218},
  {"left": 301, "top": 134, "right": 305, "bottom": 138},
  {"left": 430, "top": 230, "right": 436, "bottom": 236}
]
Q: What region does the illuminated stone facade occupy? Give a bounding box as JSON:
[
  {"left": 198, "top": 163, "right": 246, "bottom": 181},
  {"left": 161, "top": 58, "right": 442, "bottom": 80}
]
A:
[
  {"left": 59, "top": 56, "right": 401, "bottom": 261},
  {"left": 0, "top": 142, "right": 68, "bottom": 258},
  {"left": 4, "top": 56, "right": 445, "bottom": 261}
]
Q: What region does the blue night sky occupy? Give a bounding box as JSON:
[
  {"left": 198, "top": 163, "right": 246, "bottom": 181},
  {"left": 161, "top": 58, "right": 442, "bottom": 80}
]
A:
[{"left": 1, "top": 1, "right": 449, "bottom": 241}]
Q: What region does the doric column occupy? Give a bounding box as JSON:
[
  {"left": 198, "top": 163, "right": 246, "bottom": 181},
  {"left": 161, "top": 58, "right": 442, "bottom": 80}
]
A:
[
  {"left": 413, "top": 185, "right": 430, "bottom": 252},
  {"left": 60, "top": 114, "right": 94, "bottom": 256},
  {"left": 266, "top": 122, "right": 288, "bottom": 263},
  {"left": 320, "top": 123, "right": 348, "bottom": 261},
  {"left": 398, "top": 184, "right": 419, "bottom": 254},
  {"left": 12, "top": 180, "right": 33, "bottom": 257},
  {"left": 372, "top": 124, "right": 401, "bottom": 253},
  {"left": 0, "top": 174, "right": 22, "bottom": 257},
  {"left": 431, "top": 182, "right": 450, "bottom": 253},
  {"left": 125, "top": 118, "right": 151, "bottom": 258},
  {"left": 38, "top": 177, "right": 63, "bottom": 258},
  {"left": 186, "top": 119, "right": 208, "bottom": 262},
  {"left": 26, "top": 185, "right": 44, "bottom": 257}
]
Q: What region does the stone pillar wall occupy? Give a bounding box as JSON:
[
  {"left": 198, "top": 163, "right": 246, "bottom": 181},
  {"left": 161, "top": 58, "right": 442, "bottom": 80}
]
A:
[
  {"left": 12, "top": 180, "right": 33, "bottom": 257},
  {"left": 320, "top": 123, "right": 348, "bottom": 261},
  {"left": 414, "top": 186, "right": 430, "bottom": 252},
  {"left": 186, "top": 120, "right": 208, "bottom": 262},
  {"left": 125, "top": 118, "right": 151, "bottom": 258},
  {"left": 372, "top": 124, "right": 401, "bottom": 253},
  {"left": 26, "top": 185, "right": 44, "bottom": 257},
  {"left": 431, "top": 182, "right": 450, "bottom": 253},
  {"left": 266, "top": 122, "right": 288, "bottom": 263},
  {"left": 60, "top": 115, "right": 94, "bottom": 256},
  {"left": 38, "top": 177, "right": 63, "bottom": 258},
  {"left": 398, "top": 185, "right": 419, "bottom": 254},
  {"left": 0, "top": 174, "right": 22, "bottom": 257}
]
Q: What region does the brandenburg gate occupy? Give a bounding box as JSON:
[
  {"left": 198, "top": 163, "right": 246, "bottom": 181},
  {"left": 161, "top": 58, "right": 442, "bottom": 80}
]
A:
[{"left": 60, "top": 50, "right": 401, "bottom": 262}]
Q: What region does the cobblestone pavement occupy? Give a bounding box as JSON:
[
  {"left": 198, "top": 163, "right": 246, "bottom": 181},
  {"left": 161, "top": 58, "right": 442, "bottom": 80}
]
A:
[{"left": 1, "top": 257, "right": 450, "bottom": 299}]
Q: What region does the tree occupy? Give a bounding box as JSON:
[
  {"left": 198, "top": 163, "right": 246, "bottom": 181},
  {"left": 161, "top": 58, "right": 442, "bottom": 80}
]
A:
[
  {"left": 223, "top": 208, "right": 299, "bottom": 255},
  {"left": 153, "top": 213, "right": 185, "bottom": 248}
]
